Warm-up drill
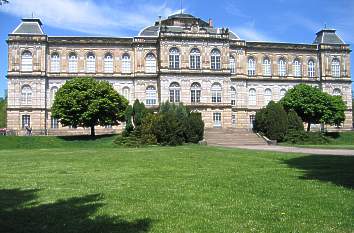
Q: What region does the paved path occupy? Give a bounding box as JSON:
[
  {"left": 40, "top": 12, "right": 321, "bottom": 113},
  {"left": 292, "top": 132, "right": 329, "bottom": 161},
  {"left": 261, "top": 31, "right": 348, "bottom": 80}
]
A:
[{"left": 217, "top": 145, "right": 354, "bottom": 156}]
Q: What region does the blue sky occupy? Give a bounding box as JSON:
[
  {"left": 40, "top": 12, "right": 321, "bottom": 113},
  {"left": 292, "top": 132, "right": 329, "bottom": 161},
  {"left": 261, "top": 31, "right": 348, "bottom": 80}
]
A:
[{"left": 0, "top": 0, "right": 353, "bottom": 98}]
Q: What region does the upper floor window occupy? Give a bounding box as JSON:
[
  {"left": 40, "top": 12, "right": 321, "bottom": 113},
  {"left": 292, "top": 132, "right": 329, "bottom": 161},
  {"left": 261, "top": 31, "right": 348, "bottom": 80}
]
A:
[
  {"left": 21, "top": 51, "right": 32, "bottom": 72},
  {"left": 86, "top": 52, "right": 96, "bottom": 73},
  {"left": 104, "top": 53, "right": 113, "bottom": 73},
  {"left": 248, "top": 57, "right": 256, "bottom": 76},
  {"left": 169, "top": 48, "right": 180, "bottom": 69},
  {"left": 331, "top": 58, "right": 340, "bottom": 78},
  {"left": 122, "top": 53, "right": 131, "bottom": 73},
  {"left": 230, "top": 86, "right": 236, "bottom": 106},
  {"left": 51, "top": 52, "right": 60, "bottom": 73},
  {"left": 264, "top": 88, "right": 272, "bottom": 105},
  {"left": 50, "top": 86, "right": 58, "bottom": 105},
  {"left": 190, "top": 48, "right": 201, "bottom": 70},
  {"left": 68, "top": 52, "right": 78, "bottom": 73},
  {"left": 230, "top": 56, "right": 236, "bottom": 74},
  {"left": 145, "top": 53, "right": 156, "bottom": 73},
  {"left": 211, "top": 49, "right": 221, "bottom": 70},
  {"left": 122, "top": 87, "right": 130, "bottom": 102},
  {"left": 263, "top": 57, "right": 271, "bottom": 76},
  {"left": 191, "top": 82, "right": 201, "bottom": 103},
  {"left": 333, "top": 88, "right": 341, "bottom": 96},
  {"left": 21, "top": 85, "right": 32, "bottom": 105},
  {"left": 293, "top": 59, "right": 301, "bottom": 77},
  {"left": 308, "top": 60, "right": 315, "bottom": 78},
  {"left": 249, "top": 88, "right": 256, "bottom": 106},
  {"left": 279, "top": 88, "right": 287, "bottom": 100},
  {"left": 278, "top": 58, "right": 287, "bottom": 77},
  {"left": 169, "top": 82, "right": 181, "bottom": 103},
  {"left": 211, "top": 82, "right": 222, "bottom": 103},
  {"left": 146, "top": 86, "right": 157, "bottom": 105}
]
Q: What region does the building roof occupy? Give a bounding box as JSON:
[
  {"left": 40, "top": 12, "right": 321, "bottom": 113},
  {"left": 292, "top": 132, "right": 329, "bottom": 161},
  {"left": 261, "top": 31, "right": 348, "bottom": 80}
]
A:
[
  {"left": 11, "top": 18, "right": 44, "bottom": 35},
  {"left": 313, "top": 29, "right": 345, "bottom": 44}
]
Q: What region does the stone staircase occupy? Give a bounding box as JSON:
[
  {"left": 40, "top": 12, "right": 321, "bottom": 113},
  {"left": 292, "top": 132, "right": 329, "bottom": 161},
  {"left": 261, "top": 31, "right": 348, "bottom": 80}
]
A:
[{"left": 204, "top": 128, "right": 267, "bottom": 147}]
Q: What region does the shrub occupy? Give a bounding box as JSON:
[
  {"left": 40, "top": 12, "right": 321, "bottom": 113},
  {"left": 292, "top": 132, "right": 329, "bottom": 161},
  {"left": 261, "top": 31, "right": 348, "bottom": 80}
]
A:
[
  {"left": 123, "top": 105, "right": 134, "bottom": 136},
  {"left": 284, "top": 130, "right": 330, "bottom": 144},
  {"left": 140, "top": 113, "right": 158, "bottom": 145},
  {"left": 287, "top": 109, "right": 304, "bottom": 132},
  {"left": 184, "top": 112, "right": 204, "bottom": 143},
  {"left": 153, "top": 112, "right": 185, "bottom": 146}
]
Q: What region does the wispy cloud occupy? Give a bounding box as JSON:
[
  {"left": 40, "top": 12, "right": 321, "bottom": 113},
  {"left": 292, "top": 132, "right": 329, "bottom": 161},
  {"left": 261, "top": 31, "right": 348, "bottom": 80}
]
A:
[{"left": 0, "top": 0, "right": 178, "bottom": 35}]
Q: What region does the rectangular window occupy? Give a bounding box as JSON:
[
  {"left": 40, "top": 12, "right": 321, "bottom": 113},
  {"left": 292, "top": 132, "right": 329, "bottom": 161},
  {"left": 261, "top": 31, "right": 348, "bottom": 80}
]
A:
[
  {"left": 213, "top": 112, "right": 222, "bottom": 127},
  {"left": 69, "top": 60, "right": 77, "bottom": 73},
  {"left": 250, "top": 115, "right": 256, "bottom": 129},
  {"left": 104, "top": 60, "right": 113, "bottom": 73},
  {"left": 122, "top": 60, "right": 131, "bottom": 73},
  {"left": 191, "top": 90, "right": 201, "bottom": 103},
  {"left": 232, "top": 113, "right": 236, "bottom": 126},
  {"left": 51, "top": 117, "right": 59, "bottom": 129},
  {"left": 86, "top": 60, "right": 95, "bottom": 73},
  {"left": 212, "top": 91, "right": 222, "bottom": 103},
  {"left": 22, "top": 115, "right": 30, "bottom": 129}
]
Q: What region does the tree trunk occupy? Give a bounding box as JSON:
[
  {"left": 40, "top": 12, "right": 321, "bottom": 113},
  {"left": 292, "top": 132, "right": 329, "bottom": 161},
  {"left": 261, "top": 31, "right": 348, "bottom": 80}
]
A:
[
  {"left": 90, "top": 125, "right": 95, "bottom": 137},
  {"left": 307, "top": 122, "right": 311, "bottom": 132}
]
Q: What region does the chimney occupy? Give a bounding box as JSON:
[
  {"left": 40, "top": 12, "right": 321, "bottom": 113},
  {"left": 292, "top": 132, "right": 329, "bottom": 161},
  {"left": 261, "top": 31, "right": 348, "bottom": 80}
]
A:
[{"left": 209, "top": 18, "right": 213, "bottom": 27}]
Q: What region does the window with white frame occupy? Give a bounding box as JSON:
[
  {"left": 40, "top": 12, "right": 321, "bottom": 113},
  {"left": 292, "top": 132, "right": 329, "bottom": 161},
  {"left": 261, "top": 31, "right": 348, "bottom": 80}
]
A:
[
  {"left": 22, "top": 115, "right": 31, "bottom": 129},
  {"left": 68, "top": 53, "right": 78, "bottom": 73},
  {"left": 50, "top": 86, "right": 58, "bottom": 105},
  {"left": 122, "top": 87, "right": 130, "bottom": 102},
  {"left": 169, "top": 48, "right": 180, "bottom": 69},
  {"left": 86, "top": 52, "right": 96, "bottom": 73},
  {"left": 333, "top": 88, "right": 341, "bottom": 96},
  {"left": 248, "top": 57, "right": 256, "bottom": 76},
  {"left": 51, "top": 52, "right": 60, "bottom": 73},
  {"left": 230, "top": 56, "right": 236, "bottom": 74},
  {"left": 249, "top": 88, "right": 256, "bottom": 106},
  {"left": 169, "top": 82, "right": 181, "bottom": 103},
  {"left": 293, "top": 59, "right": 301, "bottom": 77},
  {"left": 331, "top": 58, "right": 340, "bottom": 78},
  {"left": 145, "top": 53, "right": 156, "bottom": 73},
  {"left": 213, "top": 112, "right": 222, "bottom": 127},
  {"left": 279, "top": 88, "right": 287, "bottom": 100},
  {"left": 104, "top": 53, "right": 114, "bottom": 73},
  {"left": 308, "top": 60, "right": 315, "bottom": 78},
  {"left": 230, "top": 86, "right": 236, "bottom": 106},
  {"left": 190, "top": 82, "right": 201, "bottom": 103},
  {"left": 211, "top": 83, "right": 222, "bottom": 103},
  {"left": 211, "top": 49, "right": 221, "bottom": 70},
  {"left": 21, "top": 51, "right": 33, "bottom": 72},
  {"left": 51, "top": 117, "right": 59, "bottom": 129},
  {"left": 264, "top": 88, "right": 272, "bottom": 105},
  {"left": 146, "top": 86, "right": 157, "bottom": 105},
  {"left": 122, "top": 53, "right": 131, "bottom": 73},
  {"left": 190, "top": 48, "right": 201, "bottom": 70},
  {"left": 278, "top": 58, "right": 287, "bottom": 76},
  {"left": 263, "top": 57, "right": 271, "bottom": 76},
  {"left": 21, "top": 85, "right": 32, "bottom": 105}
]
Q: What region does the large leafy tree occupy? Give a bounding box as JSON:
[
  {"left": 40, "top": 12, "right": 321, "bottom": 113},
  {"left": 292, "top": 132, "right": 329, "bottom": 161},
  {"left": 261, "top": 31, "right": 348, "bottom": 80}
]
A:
[
  {"left": 281, "top": 84, "right": 346, "bottom": 131},
  {"left": 52, "top": 77, "right": 128, "bottom": 136}
]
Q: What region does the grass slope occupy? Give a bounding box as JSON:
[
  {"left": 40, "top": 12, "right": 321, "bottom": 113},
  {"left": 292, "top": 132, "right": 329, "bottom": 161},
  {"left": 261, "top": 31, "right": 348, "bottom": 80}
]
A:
[{"left": 0, "top": 137, "right": 353, "bottom": 232}]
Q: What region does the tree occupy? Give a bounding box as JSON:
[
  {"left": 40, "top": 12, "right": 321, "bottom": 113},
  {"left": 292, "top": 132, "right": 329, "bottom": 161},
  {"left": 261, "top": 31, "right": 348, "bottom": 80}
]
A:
[
  {"left": 0, "top": 0, "right": 9, "bottom": 6},
  {"left": 287, "top": 109, "right": 304, "bottom": 132},
  {"left": 281, "top": 84, "right": 346, "bottom": 131},
  {"left": 0, "top": 98, "right": 6, "bottom": 128},
  {"left": 52, "top": 77, "right": 128, "bottom": 136}
]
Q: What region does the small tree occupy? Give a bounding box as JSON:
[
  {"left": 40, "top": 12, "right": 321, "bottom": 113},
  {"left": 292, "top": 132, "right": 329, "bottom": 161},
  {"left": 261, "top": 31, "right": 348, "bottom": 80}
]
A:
[
  {"left": 52, "top": 77, "right": 128, "bottom": 136},
  {"left": 287, "top": 109, "right": 304, "bottom": 132}
]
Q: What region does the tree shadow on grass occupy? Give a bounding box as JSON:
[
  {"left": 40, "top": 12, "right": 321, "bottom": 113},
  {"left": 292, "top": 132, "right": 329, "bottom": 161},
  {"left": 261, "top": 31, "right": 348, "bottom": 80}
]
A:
[
  {"left": 0, "top": 188, "right": 152, "bottom": 233},
  {"left": 58, "top": 134, "right": 117, "bottom": 141},
  {"left": 284, "top": 155, "right": 354, "bottom": 189}
]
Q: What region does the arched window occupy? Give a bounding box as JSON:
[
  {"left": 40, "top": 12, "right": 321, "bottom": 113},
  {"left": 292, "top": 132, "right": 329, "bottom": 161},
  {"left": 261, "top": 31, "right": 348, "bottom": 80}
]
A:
[
  {"left": 169, "top": 48, "right": 180, "bottom": 69},
  {"left": 146, "top": 86, "right": 157, "bottom": 105},
  {"left": 190, "top": 48, "right": 201, "bottom": 70},
  {"left": 211, "top": 83, "right": 222, "bottom": 103},
  {"left": 230, "top": 56, "right": 236, "bottom": 74},
  {"left": 68, "top": 52, "right": 78, "bottom": 73},
  {"left": 230, "top": 86, "right": 236, "bottom": 106},
  {"left": 248, "top": 57, "right": 256, "bottom": 76},
  {"left": 122, "top": 53, "right": 131, "bottom": 73},
  {"left": 169, "top": 82, "right": 181, "bottom": 103},
  {"left": 264, "top": 88, "right": 272, "bottom": 105},
  {"left": 122, "top": 87, "right": 130, "bottom": 101},
  {"left": 263, "top": 57, "right": 271, "bottom": 76},
  {"left": 293, "top": 59, "right": 301, "bottom": 77},
  {"left": 86, "top": 52, "right": 96, "bottom": 73},
  {"left": 333, "top": 88, "right": 341, "bottom": 96},
  {"left": 21, "top": 51, "right": 32, "bottom": 72},
  {"left": 51, "top": 52, "right": 60, "bottom": 73},
  {"left": 331, "top": 58, "right": 340, "bottom": 77},
  {"left": 211, "top": 49, "right": 221, "bottom": 70},
  {"left": 191, "top": 82, "right": 201, "bottom": 103},
  {"left": 104, "top": 53, "right": 113, "bottom": 73},
  {"left": 249, "top": 88, "right": 256, "bottom": 106},
  {"left": 145, "top": 53, "right": 156, "bottom": 73},
  {"left": 50, "top": 86, "right": 58, "bottom": 105},
  {"left": 21, "top": 85, "right": 32, "bottom": 105},
  {"left": 279, "top": 88, "right": 287, "bottom": 100},
  {"left": 308, "top": 60, "right": 315, "bottom": 78},
  {"left": 278, "top": 58, "right": 287, "bottom": 76}
]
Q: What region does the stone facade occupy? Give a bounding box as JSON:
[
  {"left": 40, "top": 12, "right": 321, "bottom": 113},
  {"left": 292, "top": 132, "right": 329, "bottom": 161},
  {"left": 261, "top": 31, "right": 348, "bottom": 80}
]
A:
[{"left": 6, "top": 15, "right": 352, "bottom": 135}]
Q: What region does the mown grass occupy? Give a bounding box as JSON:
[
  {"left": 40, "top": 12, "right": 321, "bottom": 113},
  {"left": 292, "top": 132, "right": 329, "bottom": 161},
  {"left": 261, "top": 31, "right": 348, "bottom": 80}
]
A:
[{"left": 0, "top": 136, "right": 353, "bottom": 233}]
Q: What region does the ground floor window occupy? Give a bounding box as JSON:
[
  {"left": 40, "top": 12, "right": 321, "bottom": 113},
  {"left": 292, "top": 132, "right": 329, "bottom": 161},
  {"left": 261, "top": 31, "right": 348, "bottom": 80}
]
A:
[
  {"left": 105, "top": 125, "right": 112, "bottom": 129},
  {"left": 249, "top": 114, "right": 255, "bottom": 129},
  {"left": 51, "top": 117, "right": 59, "bottom": 129},
  {"left": 213, "top": 112, "right": 222, "bottom": 127},
  {"left": 232, "top": 113, "right": 236, "bottom": 127},
  {"left": 22, "top": 115, "right": 30, "bottom": 129}
]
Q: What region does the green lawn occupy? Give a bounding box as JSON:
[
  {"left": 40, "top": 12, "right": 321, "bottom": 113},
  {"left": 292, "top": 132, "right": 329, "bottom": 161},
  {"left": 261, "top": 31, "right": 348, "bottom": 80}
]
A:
[{"left": 0, "top": 136, "right": 353, "bottom": 233}]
